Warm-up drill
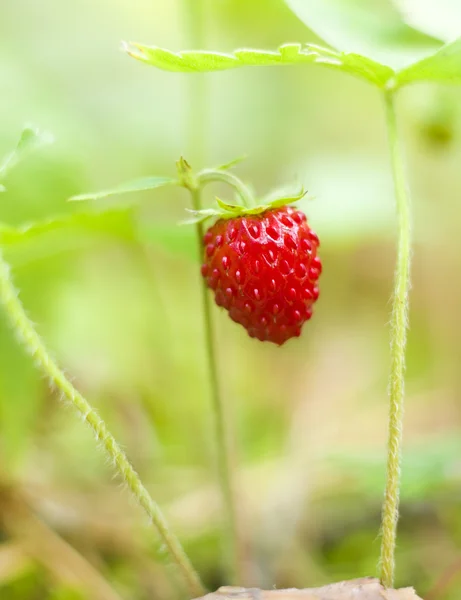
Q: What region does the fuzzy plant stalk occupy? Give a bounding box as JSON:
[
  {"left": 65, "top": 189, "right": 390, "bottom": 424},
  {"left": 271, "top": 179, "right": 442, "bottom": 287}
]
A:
[
  {"left": 0, "top": 249, "right": 205, "bottom": 599},
  {"left": 380, "top": 90, "right": 412, "bottom": 589}
]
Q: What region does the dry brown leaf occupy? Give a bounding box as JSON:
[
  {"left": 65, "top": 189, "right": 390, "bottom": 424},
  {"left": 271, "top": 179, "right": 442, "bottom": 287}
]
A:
[{"left": 193, "top": 578, "right": 424, "bottom": 600}]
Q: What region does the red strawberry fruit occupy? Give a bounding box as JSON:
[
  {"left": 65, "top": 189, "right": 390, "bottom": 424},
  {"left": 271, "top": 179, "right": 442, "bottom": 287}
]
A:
[{"left": 200, "top": 205, "right": 321, "bottom": 345}]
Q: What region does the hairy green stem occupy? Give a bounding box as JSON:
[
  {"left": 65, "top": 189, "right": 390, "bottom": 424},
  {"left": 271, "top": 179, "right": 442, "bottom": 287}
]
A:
[
  {"left": 0, "top": 251, "right": 205, "bottom": 599},
  {"left": 380, "top": 91, "right": 412, "bottom": 588},
  {"left": 191, "top": 187, "right": 241, "bottom": 584},
  {"left": 198, "top": 169, "right": 254, "bottom": 208}
]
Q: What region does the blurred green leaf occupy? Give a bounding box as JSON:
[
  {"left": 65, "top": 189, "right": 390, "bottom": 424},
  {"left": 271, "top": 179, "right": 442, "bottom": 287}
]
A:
[
  {"left": 137, "top": 222, "right": 197, "bottom": 259},
  {"left": 0, "top": 126, "right": 53, "bottom": 181},
  {"left": 297, "top": 154, "right": 395, "bottom": 246},
  {"left": 395, "top": 36, "right": 461, "bottom": 87},
  {"left": 126, "top": 42, "right": 394, "bottom": 87},
  {"left": 315, "top": 52, "right": 395, "bottom": 86},
  {"left": 284, "top": 0, "right": 442, "bottom": 69},
  {"left": 0, "top": 209, "right": 137, "bottom": 267},
  {"left": 48, "top": 586, "right": 87, "bottom": 600},
  {"left": 327, "top": 433, "right": 461, "bottom": 501},
  {"left": 0, "top": 210, "right": 136, "bottom": 246},
  {"left": 0, "top": 319, "right": 42, "bottom": 475},
  {"left": 69, "top": 176, "right": 177, "bottom": 202},
  {"left": 393, "top": 0, "right": 461, "bottom": 43}
]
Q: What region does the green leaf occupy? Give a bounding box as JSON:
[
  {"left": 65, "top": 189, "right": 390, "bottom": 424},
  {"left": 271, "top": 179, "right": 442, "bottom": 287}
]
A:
[
  {"left": 0, "top": 209, "right": 137, "bottom": 267},
  {"left": 284, "top": 0, "right": 442, "bottom": 69},
  {"left": 395, "top": 36, "right": 461, "bottom": 87},
  {"left": 0, "top": 126, "right": 54, "bottom": 181},
  {"left": 125, "top": 41, "right": 394, "bottom": 87},
  {"left": 125, "top": 41, "right": 313, "bottom": 71},
  {"left": 393, "top": 0, "right": 461, "bottom": 43},
  {"left": 0, "top": 210, "right": 136, "bottom": 246},
  {"left": 70, "top": 176, "right": 177, "bottom": 201},
  {"left": 297, "top": 153, "right": 395, "bottom": 248},
  {"left": 0, "top": 318, "right": 42, "bottom": 474},
  {"left": 327, "top": 433, "right": 461, "bottom": 501}
]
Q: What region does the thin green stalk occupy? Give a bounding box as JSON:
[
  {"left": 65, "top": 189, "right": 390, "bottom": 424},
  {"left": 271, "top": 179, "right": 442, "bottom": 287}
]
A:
[
  {"left": 182, "top": 0, "right": 243, "bottom": 584},
  {"left": 198, "top": 169, "right": 254, "bottom": 208},
  {"left": 191, "top": 187, "right": 241, "bottom": 584},
  {"left": 380, "top": 90, "right": 412, "bottom": 589},
  {"left": 0, "top": 251, "right": 205, "bottom": 599}
]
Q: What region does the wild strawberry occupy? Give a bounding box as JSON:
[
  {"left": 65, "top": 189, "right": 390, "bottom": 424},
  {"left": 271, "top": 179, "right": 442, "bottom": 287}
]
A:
[{"left": 200, "top": 205, "right": 321, "bottom": 345}]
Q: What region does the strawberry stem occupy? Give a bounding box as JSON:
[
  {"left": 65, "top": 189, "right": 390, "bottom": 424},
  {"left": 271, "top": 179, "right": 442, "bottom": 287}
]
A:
[
  {"left": 191, "top": 186, "right": 243, "bottom": 585},
  {"left": 182, "top": 0, "right": 243, "bottom": 584},
  {"left": 198, "top": 168, "right": 255, "bottom": 207},
  {"left": 0, "top": 250, "right": 205, "bottom": 598},
  {"left": 380, "top": 90, "right": 412, "bottom": 588}
]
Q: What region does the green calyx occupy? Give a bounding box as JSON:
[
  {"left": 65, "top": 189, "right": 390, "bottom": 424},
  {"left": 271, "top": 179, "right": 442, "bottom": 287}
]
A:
[{"left": 183, "top": 188, "right": 307, "bottom": 225}]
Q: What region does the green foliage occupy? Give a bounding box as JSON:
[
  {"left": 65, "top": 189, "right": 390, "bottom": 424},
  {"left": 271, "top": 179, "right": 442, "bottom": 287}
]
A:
[
  {"left": 0, "top": 210, "right": 136, "bottom": 246},
  {"left": 0, "top": 209, "right": 137, "bottom": 267},
  {"left": 125, "top": 42, "right": 394, "bottom": 87},
  {"left": 48, "top": 588, "right": 87, "bottom": 600},
  {"left": 69, "top": 176, "right": 178, "bottom": 202},
  {"left": 395, "top": 36, "right": 461, "bottom": 86},
  {"left": 125, "top": 6, "right": 461, "bottom": 92},
  {"left": 297, "top": 155, "right": 395, "bottom": 247},
  {"left": 393, "top": 0, "right": 461, "bottom": 43},
  {"left": 137, "top": 222, "right": 197, "bottom": 259},
  {"left": 4, "top": 2, "right": 461, "bottom": 597},
  {"left": 0, "top": 126, "right": 53, "bottom": 183},
  {"left": 284, "top": 0, "right": 441, "bottom": 69},
  {"left": 328, "top": 433, "right": 461, "bottom": 501},
  {"left": 185, "top": 188, "right": 306, "bottom": 224},
  {"left": 0, "top": 316, "right": 42, "bottom": 473}
]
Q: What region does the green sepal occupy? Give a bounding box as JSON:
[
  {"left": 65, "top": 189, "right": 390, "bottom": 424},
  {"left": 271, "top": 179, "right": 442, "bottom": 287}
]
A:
[
  {"left": 211, "top": 155, "right": 247, "bottom": 171},
  {"left": 215, "top": 197, "right": 242, "bottom": 213},
  {"left": 180, "top": 208, "right": 220, "bottom": 225},
  {"left": 181, "top": 187, "right": 307, "bottom": 225}
]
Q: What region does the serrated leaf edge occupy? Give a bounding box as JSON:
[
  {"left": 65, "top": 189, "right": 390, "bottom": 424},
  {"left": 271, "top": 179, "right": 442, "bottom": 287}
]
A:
[{"left": 124, "top": 41, "right": 395, "bottom": 87}]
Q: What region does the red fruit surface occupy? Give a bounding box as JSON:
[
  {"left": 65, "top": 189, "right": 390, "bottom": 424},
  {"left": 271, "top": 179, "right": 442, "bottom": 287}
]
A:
[{"left": 201, "top": 206, "right": 321, "bottom": 345}]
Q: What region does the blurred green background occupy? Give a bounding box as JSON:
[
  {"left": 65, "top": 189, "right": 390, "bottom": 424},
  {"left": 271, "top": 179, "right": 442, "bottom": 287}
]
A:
[{"left": 1, "top": 0, "right": 461, "bottom": 598}]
